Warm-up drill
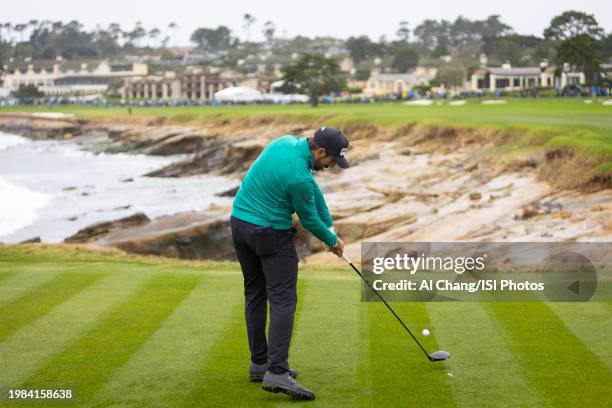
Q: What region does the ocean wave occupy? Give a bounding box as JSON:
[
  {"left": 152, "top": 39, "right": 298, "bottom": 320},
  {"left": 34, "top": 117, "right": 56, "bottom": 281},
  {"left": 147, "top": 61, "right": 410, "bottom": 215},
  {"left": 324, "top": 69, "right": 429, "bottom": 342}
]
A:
[
  {"left": 0, "top": 132, "right": 29, "bottom": 151},
  {"left": 0, "top": 177, "right": 51, "bottom": 238}
]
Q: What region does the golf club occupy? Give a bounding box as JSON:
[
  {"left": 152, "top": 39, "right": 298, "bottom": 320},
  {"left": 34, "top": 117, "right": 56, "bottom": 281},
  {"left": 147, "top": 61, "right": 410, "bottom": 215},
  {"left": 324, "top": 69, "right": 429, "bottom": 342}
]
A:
[{"left": 340, "top": 254, "right": 450, "bottom": 362}]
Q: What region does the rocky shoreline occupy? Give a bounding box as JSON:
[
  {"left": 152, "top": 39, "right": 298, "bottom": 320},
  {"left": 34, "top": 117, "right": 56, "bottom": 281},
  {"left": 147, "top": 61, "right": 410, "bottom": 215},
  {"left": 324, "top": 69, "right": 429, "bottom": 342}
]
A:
[{"left": 1, "top": 112, "right": 610, "bottom": 263}]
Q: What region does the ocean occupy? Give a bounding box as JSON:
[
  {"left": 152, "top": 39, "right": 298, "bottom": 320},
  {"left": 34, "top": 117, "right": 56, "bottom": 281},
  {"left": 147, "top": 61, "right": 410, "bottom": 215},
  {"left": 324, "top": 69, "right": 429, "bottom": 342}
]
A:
[{"left": 0, "top": 131, "right": 236, "bottom": 243}]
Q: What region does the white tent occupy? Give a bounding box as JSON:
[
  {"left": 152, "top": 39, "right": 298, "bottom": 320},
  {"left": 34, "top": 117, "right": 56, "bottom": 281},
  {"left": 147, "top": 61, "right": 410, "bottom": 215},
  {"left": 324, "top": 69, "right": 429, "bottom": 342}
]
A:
[
  {"left": 266, "top": 80, "right": 309, "bottom": 104},
  {"left": 263, "top": 93, "right": 309, "bottom": 104},
  {"left": 270, "top": 80, "right": 286, "bottom": 93},
  {"left": 214, "top": 87, "right": 264, "bottom": 103}
]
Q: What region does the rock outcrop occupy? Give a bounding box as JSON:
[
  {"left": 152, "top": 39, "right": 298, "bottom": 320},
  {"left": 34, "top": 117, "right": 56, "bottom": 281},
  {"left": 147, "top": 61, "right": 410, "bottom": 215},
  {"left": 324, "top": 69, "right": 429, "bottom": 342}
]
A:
[
  {"left": 144, "top": 138, "right": 268, "bottom": 177},
  {"left": 66, "top": 206, "right": 236, "bottom": 260},
  {"left": 65, "top": 213, "right": 151, "bottom": 243},
  {"left": 0, "top": 113, "right": 81, "bottom": 140}
]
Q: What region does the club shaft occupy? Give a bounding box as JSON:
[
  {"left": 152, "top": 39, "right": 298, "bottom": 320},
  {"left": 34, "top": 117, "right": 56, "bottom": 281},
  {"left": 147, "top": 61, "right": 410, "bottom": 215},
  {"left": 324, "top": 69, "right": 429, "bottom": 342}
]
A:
[{"left": 346, "top": 261, "right": 432, "bottom": 360}]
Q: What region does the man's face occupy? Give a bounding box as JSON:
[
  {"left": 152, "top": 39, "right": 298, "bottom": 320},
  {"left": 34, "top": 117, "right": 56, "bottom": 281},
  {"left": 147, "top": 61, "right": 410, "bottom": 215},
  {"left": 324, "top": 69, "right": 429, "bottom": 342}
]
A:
[{"left": 313, "top": 148, "right": 337, "bottom": 171}]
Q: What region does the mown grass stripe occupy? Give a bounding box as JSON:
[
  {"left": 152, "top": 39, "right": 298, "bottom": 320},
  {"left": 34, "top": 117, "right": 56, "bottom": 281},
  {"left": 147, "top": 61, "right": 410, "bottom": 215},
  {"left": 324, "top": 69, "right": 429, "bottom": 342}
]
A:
[
  {"left": 0, "top": 272, "right": 151, "bottom": 387},
  {"left": 484, "top": 302, "right": 612, "bottom": 407},
  {"left": 285, "top": 275, "right": 362, "bottom": 407},
  {"left": 173, "top": 273, "right": 307, "bottom": 407},
  {"left": 356, "top": 293, "right": 373, "bottom": 407},
  {"left": 426, "top": 302, "right": 540, "bottom": 407},
  {"left": 0, "top": 272, "right": 15, "bottom": 284},
  {"left": 358, "top": 301, "right": 456, "bottom": 407},
  {"left": 19, "top": 273, "right": 201, "bottom": 404},
  {"left": 548, "top": 302, "right": 612, "bottom": 371},
  {"left": 0, "top": 270, "right": 60, "bottom": 307},
  {"left": 177, "top": 303, "right": 250, "bottom": 407},
  {"left": 601, "top": 300, "right": 612, "bottom": 313},
  {"left": 0, "top": 272, "right": 105, "bottom": 343},
  {"left": 89, "top": 274, "right": 244, "bottom": 408}
]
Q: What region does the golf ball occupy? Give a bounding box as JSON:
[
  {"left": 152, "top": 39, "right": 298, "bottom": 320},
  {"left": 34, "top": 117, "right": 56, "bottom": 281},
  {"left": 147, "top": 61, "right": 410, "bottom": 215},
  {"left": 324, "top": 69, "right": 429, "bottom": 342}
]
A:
[{"left": 422, "top": 329, "right": 430, "bottom": 336}]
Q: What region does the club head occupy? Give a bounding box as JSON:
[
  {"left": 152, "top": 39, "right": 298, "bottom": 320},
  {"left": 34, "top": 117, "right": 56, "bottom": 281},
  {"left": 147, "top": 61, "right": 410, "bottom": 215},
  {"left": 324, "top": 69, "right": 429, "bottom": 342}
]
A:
[{"left": 429, "top": 351, "right": 450, "bottom": 361}]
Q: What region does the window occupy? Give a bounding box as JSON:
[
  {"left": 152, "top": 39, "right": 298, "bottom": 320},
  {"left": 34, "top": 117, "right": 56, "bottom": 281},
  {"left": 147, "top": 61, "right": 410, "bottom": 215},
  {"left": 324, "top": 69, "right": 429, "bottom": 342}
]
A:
[
  {"left": 496, "top": 79, "right": 509, "bottom": 88},
  {"left": 111, "top": 64, "right": 132, "bottom": 72}
]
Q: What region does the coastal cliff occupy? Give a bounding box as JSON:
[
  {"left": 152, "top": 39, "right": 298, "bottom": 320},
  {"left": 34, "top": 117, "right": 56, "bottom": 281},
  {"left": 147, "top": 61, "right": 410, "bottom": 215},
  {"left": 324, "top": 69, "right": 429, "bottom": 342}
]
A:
[{"left": 2, "top": 112, "right": 610, "bottom": 263}]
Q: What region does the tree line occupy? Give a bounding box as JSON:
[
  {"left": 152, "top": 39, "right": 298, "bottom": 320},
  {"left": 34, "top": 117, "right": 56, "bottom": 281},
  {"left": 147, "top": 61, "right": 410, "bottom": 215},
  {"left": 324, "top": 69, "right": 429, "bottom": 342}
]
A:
[
  {"left": 0, "top": 11, "right": 610, "bottom": 89},
  {"left": 0, "top": 20, "right": 179, "bottom": 60}
]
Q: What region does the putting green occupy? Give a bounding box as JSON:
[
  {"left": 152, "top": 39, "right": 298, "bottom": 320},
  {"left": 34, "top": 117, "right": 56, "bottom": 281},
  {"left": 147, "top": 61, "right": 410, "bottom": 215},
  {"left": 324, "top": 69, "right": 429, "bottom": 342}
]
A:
[{"left": 0, "top": 246, "right": 611, "bottom": 407}]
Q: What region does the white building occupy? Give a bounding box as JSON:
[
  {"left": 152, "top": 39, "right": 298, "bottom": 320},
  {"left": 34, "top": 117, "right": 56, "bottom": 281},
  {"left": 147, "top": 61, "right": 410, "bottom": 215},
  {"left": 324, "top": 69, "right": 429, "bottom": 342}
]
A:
[
  {"left": 470, "top": 64, "right": 585, "bottom": 92},
  {"left": 122, "top": 67, "right": 240, "bottom": 101},
  {"left": 1, "top": 57, "right": 148, "bottom": 95},
  {"left": 365, "top": 67, "right": 437, "bottom": 97},
  {"left": 121, "top": 71, "right": 182, "bottom": 100}
]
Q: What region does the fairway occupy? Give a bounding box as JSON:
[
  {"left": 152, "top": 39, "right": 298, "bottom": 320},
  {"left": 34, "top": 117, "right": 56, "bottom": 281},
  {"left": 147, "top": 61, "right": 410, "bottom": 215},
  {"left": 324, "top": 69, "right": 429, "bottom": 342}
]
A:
[
  {"left": 0, "top": 246, "right": 611, "bottom": 407},
  {"left": 3, "top": 99, "right": 612, "bottom": 133}
]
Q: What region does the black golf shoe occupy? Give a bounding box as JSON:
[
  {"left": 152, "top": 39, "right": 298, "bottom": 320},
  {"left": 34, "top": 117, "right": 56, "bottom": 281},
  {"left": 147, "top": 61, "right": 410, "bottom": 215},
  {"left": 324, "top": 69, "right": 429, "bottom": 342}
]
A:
[
  {"left": 250, "top": 363, "right": 298, "bottom": 382},
  {"left": 262, "top": 371, "right": 315, "bottom": 400}
]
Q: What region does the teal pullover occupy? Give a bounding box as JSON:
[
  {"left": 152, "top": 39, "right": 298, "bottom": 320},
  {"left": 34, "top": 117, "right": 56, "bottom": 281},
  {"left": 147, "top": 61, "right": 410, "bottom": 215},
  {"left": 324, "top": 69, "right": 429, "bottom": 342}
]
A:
[{"left": 231, "top": 135, "right": 337, "bottom": 247}]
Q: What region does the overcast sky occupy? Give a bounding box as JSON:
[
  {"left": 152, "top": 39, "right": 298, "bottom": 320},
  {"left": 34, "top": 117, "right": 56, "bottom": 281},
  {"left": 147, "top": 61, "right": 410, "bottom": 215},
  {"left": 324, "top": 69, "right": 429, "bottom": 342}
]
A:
[{"left": 4, "top": 0, "right": 611, "bottom": 45}]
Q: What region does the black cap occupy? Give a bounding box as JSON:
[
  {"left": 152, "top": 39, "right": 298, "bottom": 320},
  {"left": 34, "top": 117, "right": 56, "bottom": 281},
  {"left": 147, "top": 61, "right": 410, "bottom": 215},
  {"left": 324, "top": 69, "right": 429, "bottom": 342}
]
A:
[{"left": 313, "top": 127, "right": 350, "bottom": 169}]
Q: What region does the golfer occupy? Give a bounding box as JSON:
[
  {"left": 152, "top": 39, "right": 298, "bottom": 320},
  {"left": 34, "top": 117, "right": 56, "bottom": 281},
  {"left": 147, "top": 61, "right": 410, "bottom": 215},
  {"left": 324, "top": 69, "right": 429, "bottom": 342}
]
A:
[{"left": 230, "top": 127, "right": 349, "bottom": 400}]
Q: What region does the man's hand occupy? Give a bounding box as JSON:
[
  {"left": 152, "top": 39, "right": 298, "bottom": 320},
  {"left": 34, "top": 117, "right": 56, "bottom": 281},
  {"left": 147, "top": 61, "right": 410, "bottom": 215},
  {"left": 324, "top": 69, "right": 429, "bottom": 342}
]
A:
[{"left": 328, "top": 237, "right": 344, "bottom": 257}]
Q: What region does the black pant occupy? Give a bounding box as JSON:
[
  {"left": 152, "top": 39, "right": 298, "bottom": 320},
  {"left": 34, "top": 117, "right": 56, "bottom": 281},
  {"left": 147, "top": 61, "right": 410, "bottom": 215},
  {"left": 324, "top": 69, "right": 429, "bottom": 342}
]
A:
[{"left": 230, "top": 216, "right": 298, "bottom": 374}]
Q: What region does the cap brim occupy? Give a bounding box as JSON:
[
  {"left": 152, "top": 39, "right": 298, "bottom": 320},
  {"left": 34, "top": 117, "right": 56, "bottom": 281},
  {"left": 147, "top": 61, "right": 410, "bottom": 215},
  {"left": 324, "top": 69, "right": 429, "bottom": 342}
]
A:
[{"left": 333, "top": 156, "right": 350, "bottom": 169}]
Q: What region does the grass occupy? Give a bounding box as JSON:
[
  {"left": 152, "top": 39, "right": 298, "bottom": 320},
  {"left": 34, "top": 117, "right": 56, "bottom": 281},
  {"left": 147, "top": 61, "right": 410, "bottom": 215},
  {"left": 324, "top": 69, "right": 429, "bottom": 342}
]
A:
[
  {"left": 0, "top": 244, "right": 611, "bottom": 407},
  {"left": 1, "top": 98, "right": 610, "bottom": 131},
  {"left": 3, "top": 98, "right": 612, "bottom": 170}
]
